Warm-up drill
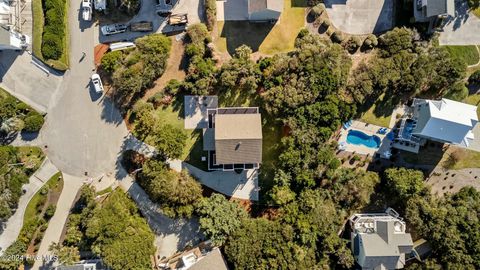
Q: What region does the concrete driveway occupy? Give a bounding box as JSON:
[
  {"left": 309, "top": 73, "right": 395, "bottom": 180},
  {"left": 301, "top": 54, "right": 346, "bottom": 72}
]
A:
[
  {"left": 324, "top": 0, "right": 394, "bottom": 34},
  {"left": 439, "top": 0, "right": 480, "bottom": 45},
  {"left": 216, "top": 0, "right": 248, "bottom": 21},
  {"left": 98, "top": 0, "right": 204, "bottom": 43},
  {"left": 0, "top": 51, "right": 63, "bottom": 114}
]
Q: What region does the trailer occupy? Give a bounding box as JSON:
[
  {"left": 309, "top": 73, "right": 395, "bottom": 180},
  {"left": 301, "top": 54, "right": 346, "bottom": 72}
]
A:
[
  {"left": 161, "top": 24, "right": 187, "bottom": 35},
  {"left": 168, "top": 13, "right": 188, "bottom": 25},
  {"left": 82, "top": 0, "right": 92, "bottom": 21},
  {"left": 130, "top": 21, "right": 153, "bottom": 32}
]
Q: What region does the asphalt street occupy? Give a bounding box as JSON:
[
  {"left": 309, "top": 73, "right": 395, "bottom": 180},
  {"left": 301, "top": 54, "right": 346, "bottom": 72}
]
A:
[{"left": 41, "top": 0, "right": 129, "bottom": 178}]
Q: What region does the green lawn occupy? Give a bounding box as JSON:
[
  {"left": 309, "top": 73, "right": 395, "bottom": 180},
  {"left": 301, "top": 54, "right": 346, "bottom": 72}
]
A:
[
  {"left": 442, "top": 148, "right": 480, "bottom": 169},
  {"left": 153, "top": 98, "right": 207, "bottom": 170},
  {"left": 215, "top": 0, "right": 305, "bottom": 55},
  {"left": 463, "top": 94, "right": 480, "bottom": 119},
  {"left": 360, "top": 94, "right": 394, "bottom": 128},
  {"left": 443, "top": 45, "right": 479, "bottom": 66},
  {"left": 32, "top": 0, "right": 69, "bottom": 71}
]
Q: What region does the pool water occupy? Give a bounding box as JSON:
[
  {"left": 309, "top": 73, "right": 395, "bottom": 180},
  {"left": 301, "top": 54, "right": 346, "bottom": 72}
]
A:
[{"left": 346, "top": 130, "right": 381, "bottom": 148}]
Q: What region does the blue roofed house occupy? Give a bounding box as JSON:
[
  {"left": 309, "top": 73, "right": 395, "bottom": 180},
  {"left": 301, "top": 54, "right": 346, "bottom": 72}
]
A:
[
  {"left": 393, "top": 98, "right": 478, "bottom": 153},
  {"left": 248, "top": 0, "right": 283, "bottom": 21},
  {"left": 349, "top": 209, "right": 414, "bottom": 270}
]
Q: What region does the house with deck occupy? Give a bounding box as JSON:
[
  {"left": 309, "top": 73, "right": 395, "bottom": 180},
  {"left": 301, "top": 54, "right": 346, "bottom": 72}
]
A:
[
  {"left": 413, "top": 0, "right": 455, "bottom": 28},
  {"left": 393, "top": 98, "right": 478, "bottom": 153},
  {"left": 349, "top": 209, "right": 414, "bottom": 270},
  {"left": 0, "top": 24, "right": 28, "bottom": 50},
  {"left": 204, "top": 107, "right": 262, "bottom": 171}
]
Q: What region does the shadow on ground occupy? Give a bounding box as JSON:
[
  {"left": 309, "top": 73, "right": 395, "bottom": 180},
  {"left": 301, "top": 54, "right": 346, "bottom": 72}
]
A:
[{"left": 219, "top": 21, "right": 274, "bottom": 55}]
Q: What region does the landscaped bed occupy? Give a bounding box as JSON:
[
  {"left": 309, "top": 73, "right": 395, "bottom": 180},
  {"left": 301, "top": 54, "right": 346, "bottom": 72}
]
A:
[
  {"left": 0, "top": 87, "right": 45, "bottom": 134},
  {"left": 32, "top": 0, "right": 69, "bottom": 70}
]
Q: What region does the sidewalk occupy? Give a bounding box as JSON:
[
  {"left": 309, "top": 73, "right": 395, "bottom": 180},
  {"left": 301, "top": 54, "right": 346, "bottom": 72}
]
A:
[
  {"left": 32, "top": 174, "right": 84, "bottom": 270},
  {"left": 0, "top": 158, "right": 58, "bottom": 254}
]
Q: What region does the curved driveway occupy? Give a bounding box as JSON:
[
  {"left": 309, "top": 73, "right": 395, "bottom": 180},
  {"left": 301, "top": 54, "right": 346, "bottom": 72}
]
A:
[{"left": 41, "top": 2, "right": 128, "bottom": 177}]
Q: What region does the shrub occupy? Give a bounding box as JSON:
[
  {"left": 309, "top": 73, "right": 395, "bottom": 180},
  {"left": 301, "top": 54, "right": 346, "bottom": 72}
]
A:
[
  {"left": 469, "top": 70, "right": 480, "bottom": 85},
  {"left": 164, "top": 79, "right": 182, "bottom": 96},
  {"left": 326, "top": 28, "right": 334, "bottom": 36},
  {"left": 41, "top": 0, "right": 66, "bottom": 61},
  {"left": 23, "top": 112, "right": 44, "bottom": 132},
  {"left": 331, "top": 31, "right": 344, "bottom": 43},
  {"left": 322, "top": 19, "right": 331, "bottom": 28},
  {"left": 101, "top": 51, "right": 123, "bottom": 74},
  {"left": 187, "top": 23, "right": 209, "bottom": 45},
  {"left": 345, "top": 36, "right": 362, "bottom": 53},
  {"left": 310, "top": 4, "right": 325, "bottom": 19},
  {"left": 44, "top": 205, "right": 56, "bottom": 220},
  {"left": 42, "top": 32, "right": 63, "bottom": 60},
  {"left": 205, "top": 0, "right": 216, "bottom": 31}
]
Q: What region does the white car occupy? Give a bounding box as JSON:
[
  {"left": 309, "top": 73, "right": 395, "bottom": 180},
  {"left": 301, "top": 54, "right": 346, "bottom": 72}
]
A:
[
  {"left": 91, "top": 74, "right": 104, "bottom": 94},
  {"left": 82, "top": 0, "right": 92, "bottom": 21}
]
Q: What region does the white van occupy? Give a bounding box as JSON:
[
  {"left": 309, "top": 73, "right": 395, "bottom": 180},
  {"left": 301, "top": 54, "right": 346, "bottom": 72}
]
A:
[{"left": 109, "top": 42, "right": 136, "bottom": 52}]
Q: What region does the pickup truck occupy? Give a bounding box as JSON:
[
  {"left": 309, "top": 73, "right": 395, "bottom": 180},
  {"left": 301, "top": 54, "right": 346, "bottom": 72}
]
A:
[
  {"left": 168, "top": 13, "right": 188, "bottom": 25},
  {"left": 82, "top": 0, "right": 92, "bottom": 21},
  {"left": 130, "top": 21, "right": 153, "bottom": 32},
  {"left": 101, "top": 23, "right": 128, "bottom": 36}
]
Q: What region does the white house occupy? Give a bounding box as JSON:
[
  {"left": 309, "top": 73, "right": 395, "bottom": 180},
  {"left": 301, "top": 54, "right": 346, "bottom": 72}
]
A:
[
  {"left": 248, "top": 0, "right": 283, "bottom": 21},
  {"left": 393, "top": 98, "right": 478, "bottom": 153},
  {"left": 0, "top": 24, "right": 29, "bottom": 50},
  {"left": 349, "top": 209, "right": 413, "bottom": 270}
]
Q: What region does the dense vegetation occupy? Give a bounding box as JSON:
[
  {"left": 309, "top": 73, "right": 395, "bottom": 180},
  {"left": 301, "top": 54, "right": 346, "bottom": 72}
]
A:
[
  {"left": 41, "top": 0, "right": 67, "bottom": 60},
  {"left": 0, "top": 89, "right": 45, "bottom": 135},
  {"left": 0, "top": 146, "right": 44, "bottom": 221},
  {"left": 62, "top": 187, "right": 155, "bottom": 270},
  {"left": 137, "top": 158, "right": 202, "bottom": 217},
  {"left": 205, "top": 0, "right": 216, "bottom": 31},
  {"left": 101, "top": 34, "right": 171, "bottom": 108}
]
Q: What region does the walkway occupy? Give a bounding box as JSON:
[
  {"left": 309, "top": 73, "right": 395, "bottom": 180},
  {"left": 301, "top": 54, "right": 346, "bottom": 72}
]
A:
[
  {"left": 168, "top": 160, "right": 259, "bottom": 201},
  {"left": 439, "top": 0, "right": 480, "bottom": 45},
  {"left": 117, "top": 167, "right": 204, "bottom": 258},
  {"left": 0, "top": 158, "right": 58, "bottom": 254},
  {"left": 33, "top": 174, "right": 84, "bottom": 270}
]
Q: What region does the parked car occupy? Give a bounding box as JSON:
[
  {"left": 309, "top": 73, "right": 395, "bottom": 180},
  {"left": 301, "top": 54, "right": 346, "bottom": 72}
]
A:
[
  {"left": 100, "top": 23, "right": 127, "bottom": 36},
  {"left": 82, "top": 0, "right": 92, "bottom": 21},
  {"left": 130, "top": 21, "right": 153, "bottom": 32},
  {"left": 91, "top": 74, "right": 104, "bottom": 94}
]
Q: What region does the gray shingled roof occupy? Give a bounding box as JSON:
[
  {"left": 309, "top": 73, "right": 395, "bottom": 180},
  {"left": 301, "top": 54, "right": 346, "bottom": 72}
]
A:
[
  {"left": 358, "top": 220, "right": 413, "bottom": 269},
  {"left": 248, "top": 0, "right": 283, "bottom": 13},
  {"left": 426, "top": 0, "right": 455, "bottom": 17},
  {"left": 214, "top": 113, "right": 262, "bottom": 164},
  {"left": 188, "top": 248, "right": 229, "bottom": 270}
]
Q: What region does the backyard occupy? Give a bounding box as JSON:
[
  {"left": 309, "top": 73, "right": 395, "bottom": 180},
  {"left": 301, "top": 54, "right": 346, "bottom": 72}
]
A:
[
  {"left": 463, "top": 93, "right": 480, "bottom": 118},
  {"left": 360, "top": 93, "right": 395, "bottom": 128},
  {"left": 214, "top": 0, "right": 305, "bottom": 56},
  {"left": 443, "top": 45, "right": 480, "bottom": 66}
]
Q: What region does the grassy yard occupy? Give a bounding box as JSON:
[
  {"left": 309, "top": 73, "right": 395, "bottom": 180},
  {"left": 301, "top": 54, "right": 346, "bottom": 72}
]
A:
[
  {"left": 463, "top": 94, "right": 480, "bottom": 119},
  {"left": 17, "top": 146, "right": 45, "bottom": 172},
  {"left": 32, "top": 0, "right": 70, "bottom": 71},
  {"left": 214, "top": 0, "right": 305, "bottom": 55},
  {"left": 443, "top": 45, "right": 480, "bottom": 66},
  {"left": 153, "top": 99, "right": 207, "bottom": 170},
  {"left": 360, "top": 94, "right": 394, "bottom": 128},
  {"left": 442, "top": 148, "right": 480, "bottom": 169}
]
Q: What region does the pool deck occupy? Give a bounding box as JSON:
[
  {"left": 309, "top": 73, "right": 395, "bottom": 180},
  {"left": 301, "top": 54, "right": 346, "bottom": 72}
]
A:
[{"left": 338, "top": 120, "right": 393, "bottom": 156}]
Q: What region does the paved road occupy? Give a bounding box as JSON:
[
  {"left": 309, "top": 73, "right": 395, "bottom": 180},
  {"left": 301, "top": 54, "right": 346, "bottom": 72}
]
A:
[
  {"left": 33, "top": 174, "right": 84, "bottom": 270},
  {"left": 40, "top": 0, "right": 129, "bottom": 178},
  {"left": 0, "top": 158, "right": 58, "bottom": 254},
  {"left": 439, "top": 0, "right": 480, "bottom": 45}
]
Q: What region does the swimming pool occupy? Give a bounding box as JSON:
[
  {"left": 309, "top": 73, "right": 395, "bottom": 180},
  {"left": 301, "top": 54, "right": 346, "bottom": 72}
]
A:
[{"left": 346, "top": 130, "right": 381, "bottom": 148}]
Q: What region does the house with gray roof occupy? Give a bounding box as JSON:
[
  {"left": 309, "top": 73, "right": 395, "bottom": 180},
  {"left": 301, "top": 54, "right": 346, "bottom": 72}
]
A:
[
  {"left": 248, "top": 0, "right": 283, "bottom": 21},
  {"left": 392, "top": 98, "right": 478, "bottom": 153},
  {"left": 349, "top": 209, "right": 413, "bottom": 270},
  {"left": 204, "top": 107, "right": 262, "bottom": 171},
  {"left": 414, "top": 0, "right": 455, "bottom": 24}
]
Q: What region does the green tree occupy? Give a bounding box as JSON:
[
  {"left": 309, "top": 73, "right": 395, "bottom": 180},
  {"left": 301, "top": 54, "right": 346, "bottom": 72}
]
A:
[
  {"left": 384, "top": 168, "right": 427, "bottom": 205},
  {"left": 23, "top": 112, "right": 44, "bottom": 132},
  {"left": 101, "top": 51, "right": 123, "bottom": 73},
  {"left": 150, "top": 123, "right": 187, "bottom": 159},
  {"left": 378, "top": 27, "right": 414, "bottom": 57},
  {"left": 196, "top": 194, "right": 248, "bottom": 246},
  {"left": 49, "top": 243, "right": 80, "bottom": 266}
]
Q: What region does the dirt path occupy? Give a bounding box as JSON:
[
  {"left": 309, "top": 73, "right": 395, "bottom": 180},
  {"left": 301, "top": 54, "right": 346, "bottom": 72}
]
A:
[{"left": 142, "top": 37, "right": 187, "bottom": 101}]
